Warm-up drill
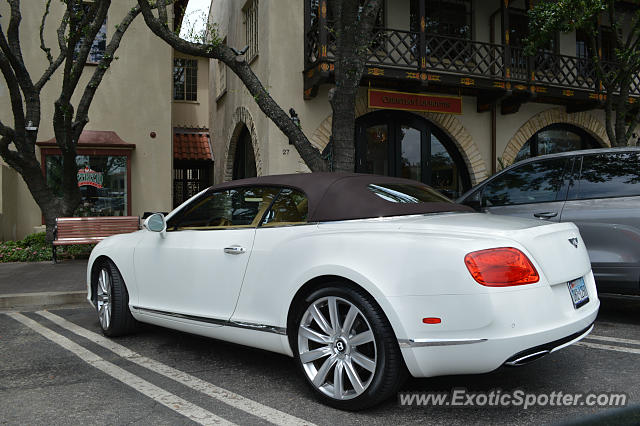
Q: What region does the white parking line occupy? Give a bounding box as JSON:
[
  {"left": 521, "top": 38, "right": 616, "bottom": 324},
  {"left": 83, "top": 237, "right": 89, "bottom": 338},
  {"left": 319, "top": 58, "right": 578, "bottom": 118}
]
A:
[
  {"left": 6, "top": 312, "right": 234, "bottom": 426},
  {"left": 576, "top": 341, "right": 640, "bottom": 355},
  {"left": 37, "top": 310, "right": 316, "bottom": 426},
  {"left": 585, "top": 334, "right": 640, "bottom": 347}
]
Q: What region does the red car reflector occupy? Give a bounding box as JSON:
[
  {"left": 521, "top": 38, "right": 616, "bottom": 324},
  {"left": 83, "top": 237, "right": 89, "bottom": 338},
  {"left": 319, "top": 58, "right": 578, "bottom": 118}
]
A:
[
  {"left": 464, "top": 247, "right": 539, "bottom": 287},
  {"left": 422, "top": 317, "right": 441, "bottom": 324}
]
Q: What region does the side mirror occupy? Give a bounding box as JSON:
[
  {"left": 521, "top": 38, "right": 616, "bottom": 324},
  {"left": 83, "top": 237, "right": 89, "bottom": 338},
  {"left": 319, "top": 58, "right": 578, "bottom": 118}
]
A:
[{"left": 143, "top": 213, "right": 166, "bottom": 233}]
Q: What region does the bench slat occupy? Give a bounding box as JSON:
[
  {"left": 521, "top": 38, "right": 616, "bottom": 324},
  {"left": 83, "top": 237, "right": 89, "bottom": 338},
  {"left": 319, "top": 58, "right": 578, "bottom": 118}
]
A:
[{"left": 54, "top": 216, "right": 140, "bottom": 244}]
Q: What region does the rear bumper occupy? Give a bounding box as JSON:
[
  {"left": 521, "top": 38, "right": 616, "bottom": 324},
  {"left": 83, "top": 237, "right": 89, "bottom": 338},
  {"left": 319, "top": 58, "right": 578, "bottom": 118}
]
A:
[
  {"left": 390, "top": 271, "right": 600, "bottom": 378},
  {"left": 503, "top": 323, "right": 593, "bottom": 366}
]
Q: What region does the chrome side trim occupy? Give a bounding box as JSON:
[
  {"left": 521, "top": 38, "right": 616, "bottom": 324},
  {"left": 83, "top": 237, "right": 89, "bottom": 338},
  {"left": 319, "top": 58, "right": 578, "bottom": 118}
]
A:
[
  {"left": 131, "top": 306, "right": 287, "bottom": 335},
  {"left": 228, "top": 320, "right": 287, "bottom": 335},
  {"left": 397, "top": 338, "right": 488, "bottom": 348}
]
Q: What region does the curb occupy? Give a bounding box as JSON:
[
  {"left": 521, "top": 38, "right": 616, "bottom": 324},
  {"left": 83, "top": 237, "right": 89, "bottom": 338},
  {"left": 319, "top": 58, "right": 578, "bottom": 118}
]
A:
[{"left": 0, "top": 291, "right": 87, "bottom": 309}]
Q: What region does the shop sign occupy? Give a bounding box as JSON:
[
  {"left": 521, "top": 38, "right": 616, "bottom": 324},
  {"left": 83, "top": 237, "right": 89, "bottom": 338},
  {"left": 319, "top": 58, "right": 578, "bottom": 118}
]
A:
[
  {"left": 77, "top": 166, "right": 104, "bottom": 188},
  {"left": 368, "top": 89, "right": 462, "bottom": 114}
]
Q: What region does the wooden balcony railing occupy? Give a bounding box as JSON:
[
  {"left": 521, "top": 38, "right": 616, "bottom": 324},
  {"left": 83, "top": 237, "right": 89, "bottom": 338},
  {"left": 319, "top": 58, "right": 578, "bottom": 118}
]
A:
[{"left": 304, "top": 23, "right": 640, "bottom": 101}]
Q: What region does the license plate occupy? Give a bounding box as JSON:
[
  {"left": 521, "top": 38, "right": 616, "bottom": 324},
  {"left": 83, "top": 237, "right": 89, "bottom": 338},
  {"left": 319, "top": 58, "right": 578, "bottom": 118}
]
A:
[{"left": 567, "top": 277, "right": 589, "bottom": 309}]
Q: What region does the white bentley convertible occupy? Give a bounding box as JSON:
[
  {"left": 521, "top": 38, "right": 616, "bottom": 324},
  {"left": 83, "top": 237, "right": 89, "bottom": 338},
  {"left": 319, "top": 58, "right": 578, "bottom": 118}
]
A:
[{"left": 87, "top": 173, "right": 599, "bottom": 410}]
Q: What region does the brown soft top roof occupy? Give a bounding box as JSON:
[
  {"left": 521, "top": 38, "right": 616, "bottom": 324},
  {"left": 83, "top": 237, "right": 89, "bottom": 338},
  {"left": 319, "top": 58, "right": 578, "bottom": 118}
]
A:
[{"left": 208, "top": 172, "right": 473, "bottom": 222}]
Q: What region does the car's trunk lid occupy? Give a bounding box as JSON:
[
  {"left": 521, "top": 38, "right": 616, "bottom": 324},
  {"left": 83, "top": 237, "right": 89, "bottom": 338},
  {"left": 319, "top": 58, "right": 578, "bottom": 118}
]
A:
[{"left": 397, "top": 212, "right": 591, "bottom": 285}]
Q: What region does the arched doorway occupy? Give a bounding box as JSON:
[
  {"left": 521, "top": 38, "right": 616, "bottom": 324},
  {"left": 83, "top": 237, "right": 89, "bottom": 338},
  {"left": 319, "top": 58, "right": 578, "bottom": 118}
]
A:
[
  {"left": 514, "top": 123, "right": 601, "bottom": 163},
  {"left": 355, "top": 110, "right": 471, "bottom": 198},
  {"left": 232, "top": 126, "right": 257, "bottom": 180}
]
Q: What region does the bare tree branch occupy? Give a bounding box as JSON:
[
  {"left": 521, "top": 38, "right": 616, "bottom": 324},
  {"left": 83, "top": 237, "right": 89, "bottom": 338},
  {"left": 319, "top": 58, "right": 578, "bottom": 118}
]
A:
[
  {"left": 0, "top": 135, "right": 23, "bottom": 170},
  {"left": 59, "top": 0, "right": 109, "bottom": 105},
  {"left": 54, "top": 0, "right": 110, "bottom": 151},
  {"left": 136, "top": 0, "right": 327, "bottom": 172},
  {"left": 6, "top": 0, "right": 25, "bottom": 64},
  {"left": 0, "top": 49, "right": 26, "bottom": 143},
  {"left": 34, "top": 10, "right": 69, "bottom": 92},
  {"left": 35, "top": 9, "right": 69, "bottom": 91},
  {"left": 0, "top": 1, "right": 35, "bottom": 96},
  {"left": 39, "top": 0, "right": 54, "bottom": 65},
  {"left": 157, "top": 0, "right": 169, "bottom": 28},
  {"left": 0, "top": 119, "right": 15, "bottom": 139}
]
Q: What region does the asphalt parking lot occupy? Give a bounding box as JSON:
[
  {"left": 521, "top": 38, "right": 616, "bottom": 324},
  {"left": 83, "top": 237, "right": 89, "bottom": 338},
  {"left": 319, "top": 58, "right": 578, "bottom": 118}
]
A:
[{"left": 1, "top": 296, "right": 639, "bottom": 426}]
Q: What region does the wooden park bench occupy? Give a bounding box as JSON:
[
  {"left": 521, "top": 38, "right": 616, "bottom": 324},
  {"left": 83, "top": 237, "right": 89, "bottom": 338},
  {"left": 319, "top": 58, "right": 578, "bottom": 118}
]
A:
[{"left": 52, "top": 216, "right": 140, "bottom": 263}]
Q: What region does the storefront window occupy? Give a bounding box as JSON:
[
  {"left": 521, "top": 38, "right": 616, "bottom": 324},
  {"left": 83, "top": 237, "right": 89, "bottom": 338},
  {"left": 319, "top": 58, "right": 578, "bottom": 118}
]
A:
[
  {"left": 515, "top": 124, "right": 601, "bottom": 163},
  {"left": 356, "top": 110, "right": 471, "bottom": 199},
  {"left": 46, "top": 155, "right": 128, "bottom": 216}
]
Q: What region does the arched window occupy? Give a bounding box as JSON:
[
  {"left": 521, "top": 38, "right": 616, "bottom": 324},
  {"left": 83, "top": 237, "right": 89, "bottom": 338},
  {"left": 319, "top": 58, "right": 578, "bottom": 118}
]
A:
[
  {"left": 514, "top": 123, "right": 601, "bottom": 163},
  {"left": 232, "top": 126, "right": 257, "bottom": 180},
  {"left": 355, "top": 111, "right": 471, "bottom": 199}
]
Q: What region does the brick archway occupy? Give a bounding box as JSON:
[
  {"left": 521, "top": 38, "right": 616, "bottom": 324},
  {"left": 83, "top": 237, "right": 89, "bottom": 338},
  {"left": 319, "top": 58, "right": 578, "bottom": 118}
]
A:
[
  {"left": 309, "top": 99, "right": 488, "bottom": 184},
  {"left": 502, "top": 108, "right": 610, "bottom": 165},
  {"left": 224, "top": 106, "right": 262, "bottom": 182}
]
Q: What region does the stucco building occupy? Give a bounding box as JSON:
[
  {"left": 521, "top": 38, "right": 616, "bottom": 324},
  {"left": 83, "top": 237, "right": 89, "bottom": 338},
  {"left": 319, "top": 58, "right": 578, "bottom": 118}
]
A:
[
  {"left": 209, "top": 0, "right": 633, "bottom": 199},
  {"left": 0, "top": 1, "right": 210, "bottom": 240}
]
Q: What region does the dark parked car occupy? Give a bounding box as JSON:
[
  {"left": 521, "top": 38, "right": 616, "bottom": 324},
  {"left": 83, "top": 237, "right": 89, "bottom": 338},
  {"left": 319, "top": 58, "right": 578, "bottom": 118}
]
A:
[{"left": 458, "top": 147, "right": 640, "bottom": 295}]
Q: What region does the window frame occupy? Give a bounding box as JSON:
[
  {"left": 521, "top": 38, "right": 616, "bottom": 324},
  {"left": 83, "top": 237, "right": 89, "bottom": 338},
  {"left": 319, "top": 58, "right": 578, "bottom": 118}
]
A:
[
  {"left": 72, "top": 2, "right": 108, "bottom": 65},
  {"left": 514, "top": 123, "right": 601, "bottom": 162},
  {"left": 40, "top": 147, "right": 133, "bottom": 217},
  {"left": 568, "top": 152, "right": 640, "bottom": 201},
  {"left": 480, "top": 157, "right": 572, "bottom": 208},
  {"left": 216, "top": 37, "right": 228, "bottom": 101},
  {"left": 242, "top": 0, "right": 259, "bottom": 63},
  {"left": 173, "top": 58, "right": 198, "bottom": 102}
]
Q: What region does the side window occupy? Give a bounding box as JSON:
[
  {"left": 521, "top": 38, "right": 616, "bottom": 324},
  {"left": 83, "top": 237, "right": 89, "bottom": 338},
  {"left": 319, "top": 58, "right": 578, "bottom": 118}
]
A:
[
  {"left": 167, "top": 187, "right": 279, "bottom": 231},
  {"left": 482, "top": 158, "right": 568, "bottom": 207},
  {"left": 577, "top": 153, "right": 640, "bottom": 199},
  {"left": 262, "top": 188, "right": 308, "bottom": 226}
]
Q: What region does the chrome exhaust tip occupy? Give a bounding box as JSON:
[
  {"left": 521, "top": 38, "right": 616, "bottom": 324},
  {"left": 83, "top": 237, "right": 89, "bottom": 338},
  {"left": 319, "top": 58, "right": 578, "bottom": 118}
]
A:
[{"left": 504, "top": 349, "right": 550, "bottom": 366}]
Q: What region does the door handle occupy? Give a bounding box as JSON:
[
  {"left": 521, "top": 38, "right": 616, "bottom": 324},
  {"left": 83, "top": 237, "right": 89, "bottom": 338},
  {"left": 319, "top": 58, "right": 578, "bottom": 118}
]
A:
[
  {"left": 533, "top": 211, "right": 558, "bottom": 219},
  {"left": 224, "top": 245, "right": 246, "bottom": 255}
]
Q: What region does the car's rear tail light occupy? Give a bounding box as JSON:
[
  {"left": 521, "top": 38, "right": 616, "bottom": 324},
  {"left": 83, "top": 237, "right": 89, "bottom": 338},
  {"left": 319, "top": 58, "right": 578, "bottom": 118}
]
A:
[{"left": 464, "top": 247, "right": 539, "bottom": 287}]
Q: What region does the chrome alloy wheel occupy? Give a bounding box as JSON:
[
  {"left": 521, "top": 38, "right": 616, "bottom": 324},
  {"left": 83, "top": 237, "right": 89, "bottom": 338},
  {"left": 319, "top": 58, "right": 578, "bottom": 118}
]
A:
[
  {"left": 96, "top": 268, "right": 112, "bottom": 330},
  {"left": 298, "top": 296, "right": 377, "bottom": 400}
]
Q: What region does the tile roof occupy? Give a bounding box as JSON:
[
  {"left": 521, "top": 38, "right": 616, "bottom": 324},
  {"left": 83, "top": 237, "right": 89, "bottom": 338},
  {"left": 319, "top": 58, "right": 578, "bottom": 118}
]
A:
[{"left": 173, "top": 131, "right": 213, "bottom": 161}]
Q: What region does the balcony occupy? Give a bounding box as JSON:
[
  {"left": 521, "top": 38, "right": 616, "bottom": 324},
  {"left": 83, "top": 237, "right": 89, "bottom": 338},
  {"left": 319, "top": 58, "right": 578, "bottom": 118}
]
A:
[{"left": 303, "top": 16, "right": 640, "bottom": 114}]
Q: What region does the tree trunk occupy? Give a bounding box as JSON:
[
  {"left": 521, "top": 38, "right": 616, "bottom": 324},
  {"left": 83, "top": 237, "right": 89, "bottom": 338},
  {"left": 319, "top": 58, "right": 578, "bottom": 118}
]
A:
[
  {"left": 330, "top": 87, "right": 358, "bottom": 172},
  {"left": 327, "top": 0, "right": 382, "bottom": 173},
  {"left": 12, "top": 152, "right": 80, "bottom": 242}
]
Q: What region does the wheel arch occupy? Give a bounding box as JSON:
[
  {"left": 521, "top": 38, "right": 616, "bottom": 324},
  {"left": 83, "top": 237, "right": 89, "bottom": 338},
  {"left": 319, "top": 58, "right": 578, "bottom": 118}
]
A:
[
  {"left": 88, "top": 255, "right": 126, "bottom": 305},
  {"left": 285, "top": 274, "right": 408, "bottom": 354}
]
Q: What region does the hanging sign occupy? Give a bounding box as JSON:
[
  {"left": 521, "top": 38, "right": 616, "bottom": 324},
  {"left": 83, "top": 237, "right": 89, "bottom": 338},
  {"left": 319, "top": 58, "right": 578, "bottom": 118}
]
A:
[
  {"left": 77, "top": 166, "right": 104, "bottom": 188},
  {"left": 368, "top": 89, "right": 462, "bottom": 114}
]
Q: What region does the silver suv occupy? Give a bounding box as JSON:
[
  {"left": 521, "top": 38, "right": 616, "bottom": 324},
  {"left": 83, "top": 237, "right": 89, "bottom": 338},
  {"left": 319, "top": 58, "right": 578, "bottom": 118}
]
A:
[{"left": 458, "top": 147, "right": 640, "bottom": 295}]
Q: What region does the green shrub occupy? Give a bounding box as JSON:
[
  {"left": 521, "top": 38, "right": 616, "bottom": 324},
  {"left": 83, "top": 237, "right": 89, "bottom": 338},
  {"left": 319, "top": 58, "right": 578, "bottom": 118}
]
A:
[
  {"left": 22, "top": 231, "right": 47, "bottom": 248},
  {"left": 0, "top": 232, "right": 95, "bottom": 263}
]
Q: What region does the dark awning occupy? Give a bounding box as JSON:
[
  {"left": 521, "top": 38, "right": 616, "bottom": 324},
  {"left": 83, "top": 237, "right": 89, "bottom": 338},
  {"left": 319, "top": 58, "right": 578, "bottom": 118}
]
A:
[{"left": 36, "top": 130, "right": 135, "bottom": 149}]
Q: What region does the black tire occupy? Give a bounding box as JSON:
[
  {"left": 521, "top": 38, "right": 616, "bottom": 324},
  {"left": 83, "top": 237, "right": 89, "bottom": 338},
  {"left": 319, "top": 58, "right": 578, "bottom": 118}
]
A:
[
  {"left": 292, "top": 284, "right": 407, "bottom": 410},
  {"left": 93, "top": 259, "right": 137, "bottom": 337}
]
